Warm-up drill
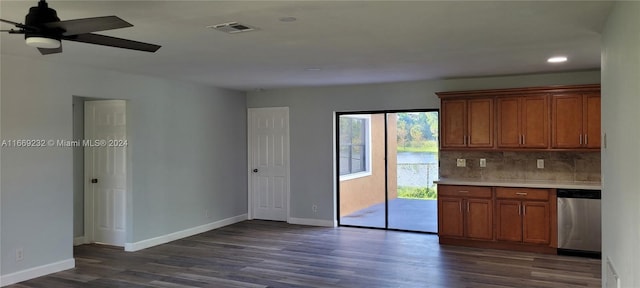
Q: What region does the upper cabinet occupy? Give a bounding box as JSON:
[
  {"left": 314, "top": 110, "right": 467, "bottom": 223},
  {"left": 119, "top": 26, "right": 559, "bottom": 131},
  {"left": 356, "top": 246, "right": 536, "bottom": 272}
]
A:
[
  {"left": 551, "top": 93, "right": 601, "bottom": 149},
  {"left": 437, "top": 84, "right": 600, "bottom": 151},
  {"left": 441, "top": 98, "right": 494, "bottom": 149},
  {"left": 496, "top": 95, "right": 549, "bottom": 148}
]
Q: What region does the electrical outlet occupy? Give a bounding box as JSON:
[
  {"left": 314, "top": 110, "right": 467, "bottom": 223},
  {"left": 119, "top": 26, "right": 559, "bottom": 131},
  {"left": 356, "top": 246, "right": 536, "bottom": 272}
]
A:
[
  {"left": 16, "top": 248, "right": 23, "bottom": 261},
  {"left": 312, "top": 204, "right": 318, "bottom": 213},
  {"left": 479, "top": 158, "right": 486, "bottom": 168},
  {"left": 537, "top": 159, "right": 544, "bottom": 169},
  {"left": 205, "top": 209, "right": 210, "bottom": 218},
  {"left": 456, "top": 158, "right": 466, "bottom": 167}
]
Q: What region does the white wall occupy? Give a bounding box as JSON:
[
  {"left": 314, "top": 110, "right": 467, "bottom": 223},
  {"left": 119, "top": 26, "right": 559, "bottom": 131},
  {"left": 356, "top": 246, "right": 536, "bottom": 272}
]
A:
[
  {"left": 247, "top": 71, "right": 600, "bottom": 222},
  {"left": 0, "top": 54, "right": 247, "bottom": 283},
  {"left": 601, "top": 2, "right": 640, "bottom": 287}
]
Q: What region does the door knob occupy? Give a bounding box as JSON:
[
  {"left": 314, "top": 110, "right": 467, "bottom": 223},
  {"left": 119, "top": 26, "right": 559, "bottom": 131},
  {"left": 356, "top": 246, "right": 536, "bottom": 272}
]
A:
[{"left": 253, "top": 169, "right": 258, "bottom": 173}]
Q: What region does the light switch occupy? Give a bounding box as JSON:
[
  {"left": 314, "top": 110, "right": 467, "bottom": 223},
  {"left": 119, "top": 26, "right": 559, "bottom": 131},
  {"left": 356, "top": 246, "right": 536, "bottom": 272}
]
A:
[
  {"left": 537, "top": 159, "right": 544, "bottom": 169},
  {"left": 456, "top": 158, "right": 466, "bottom": 167},
  {"left": 480, "top": 158, "right": 486, "bottom": 168}
]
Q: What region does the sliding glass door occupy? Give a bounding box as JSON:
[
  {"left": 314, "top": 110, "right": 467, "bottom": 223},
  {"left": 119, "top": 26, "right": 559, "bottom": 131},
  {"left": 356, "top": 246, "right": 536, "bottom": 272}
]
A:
[{"left": 338, "top": 110, "right": 439, "bottom": 233}]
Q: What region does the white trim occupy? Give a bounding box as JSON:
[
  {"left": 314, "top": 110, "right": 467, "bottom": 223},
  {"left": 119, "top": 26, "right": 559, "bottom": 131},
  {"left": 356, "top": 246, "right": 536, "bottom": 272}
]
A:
[
  {"left": 73, "top": 236, "right": 86, "bottom": 246},
  {"left": 288, "top": 217, "right": 336, "bottom": 227},
  {"left": 0, "top": 258, "right": 75, "bottom": 287},
  {"left": 124, "top": 214, "right": 248, "bottom": 252},
  {"left": 339, "top": 171, "right": 372, "bottom": 181}
]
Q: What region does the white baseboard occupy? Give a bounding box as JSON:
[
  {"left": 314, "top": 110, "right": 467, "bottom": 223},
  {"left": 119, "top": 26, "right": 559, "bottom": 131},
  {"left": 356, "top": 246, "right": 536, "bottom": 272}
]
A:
[
  {"left": 0, "top": 258, "right": 75, "bottom": 287},
  {"left": 288, "top": 217, "right": 336, "bottom": 227},
  {"left": 124, "top": 214, "right": 248, "bottom": 252},
  {"left": 73, "top": 236, "right": 86, "bottom": 246}
]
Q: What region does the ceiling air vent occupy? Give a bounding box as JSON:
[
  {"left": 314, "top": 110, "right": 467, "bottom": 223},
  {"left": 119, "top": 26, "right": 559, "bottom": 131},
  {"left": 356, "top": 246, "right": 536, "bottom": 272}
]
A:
[{"left": 208, "top": 22, "right": 256, "bottom": 34}]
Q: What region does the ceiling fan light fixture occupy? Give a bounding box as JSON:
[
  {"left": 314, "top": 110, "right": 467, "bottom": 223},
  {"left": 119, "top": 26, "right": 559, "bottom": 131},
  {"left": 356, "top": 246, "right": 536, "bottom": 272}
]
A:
[{"left": 26, "top": 36, "right": 61, "bottom": 49}]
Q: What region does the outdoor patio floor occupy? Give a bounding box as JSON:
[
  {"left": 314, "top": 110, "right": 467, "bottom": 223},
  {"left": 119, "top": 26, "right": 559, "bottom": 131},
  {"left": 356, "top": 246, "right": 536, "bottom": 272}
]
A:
[{"left": 340, "top": 198, "right": 438, "bottom": 233}]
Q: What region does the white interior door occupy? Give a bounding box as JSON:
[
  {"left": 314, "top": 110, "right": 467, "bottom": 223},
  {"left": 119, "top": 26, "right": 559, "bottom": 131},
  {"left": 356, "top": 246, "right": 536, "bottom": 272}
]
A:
[
  {"left": 85, "top": 100, "right": 127, "bottom": 246},
  {"left": 248, "top": 107, "right": 290, "bottom": 221}
]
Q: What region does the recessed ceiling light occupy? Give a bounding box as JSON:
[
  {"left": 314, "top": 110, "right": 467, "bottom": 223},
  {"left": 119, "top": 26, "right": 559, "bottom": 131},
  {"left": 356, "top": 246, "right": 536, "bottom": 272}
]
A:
[
  {"left": 279, "top": 17, "right": 297, "bottom": 22},
  {"left": 547, "top": 56, "right": 568, "bottom": 63}
]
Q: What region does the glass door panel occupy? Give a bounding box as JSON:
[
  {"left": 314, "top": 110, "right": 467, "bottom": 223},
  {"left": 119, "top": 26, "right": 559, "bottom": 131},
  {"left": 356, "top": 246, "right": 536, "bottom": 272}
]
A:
[
  {"left": 387, "top": 112, "right": 439, "bottom": 232},
  {"left": 338, "top": 114, "right": 386, "bottom": 228}
]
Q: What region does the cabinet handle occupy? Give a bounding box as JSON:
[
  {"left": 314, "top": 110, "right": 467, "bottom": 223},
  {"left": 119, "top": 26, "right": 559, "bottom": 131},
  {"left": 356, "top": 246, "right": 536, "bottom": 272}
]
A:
[
  {"left": 523, "top": 205, "right": 526, "bottom": 215},
  {"left": 580, "top": 134, "right": 583, "bottom": 145},
  {"left": 515, "top": 192, "right": 528, "bottom": 196},
  {"left": 458, "top": 190, "right": 469, "bottom": 193},
  {"left": 522, "top": 134, "right": 525, "bottom": 145},
  {"left": 459, "top": 202, "right": 462, "bottom": 214},
  {"left": 467, "top": 202, "right": 470, "bottom": 213},
  {"left": 518, "top": 204, "right": 521, "bottom": 215},
  {"left": 584, "top": 134, "right": 588, "bottom": 145}
]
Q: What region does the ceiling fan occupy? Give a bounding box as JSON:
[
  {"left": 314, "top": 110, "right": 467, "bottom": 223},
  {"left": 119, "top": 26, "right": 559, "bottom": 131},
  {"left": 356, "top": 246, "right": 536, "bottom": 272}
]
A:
[{"left": 0, "top": 0, "right": 161, "bottom": 55}]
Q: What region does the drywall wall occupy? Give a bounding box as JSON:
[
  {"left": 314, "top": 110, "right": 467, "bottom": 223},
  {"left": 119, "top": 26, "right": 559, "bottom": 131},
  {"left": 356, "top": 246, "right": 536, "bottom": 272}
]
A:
[
  {"left": 601, "top": 2, "right": 640, "bottom": 287},
  {"left": 0, "top": 54, "right": 247, "bottom": 281},
  {"left": 247, "top": 71, "right": 600, "bottom": 223}
]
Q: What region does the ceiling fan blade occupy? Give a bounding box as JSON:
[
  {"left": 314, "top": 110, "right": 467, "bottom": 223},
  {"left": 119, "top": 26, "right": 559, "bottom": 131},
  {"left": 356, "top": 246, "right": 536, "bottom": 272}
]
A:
[
  {"left": 1, "top": 18, "right": 38, "bottom": 32},
  {"left": 1, "top": 29, "right": 26, "bottom": 34},
  {"left": 64, "top": 33, "right": 160, "bottom": 52},
  {"left": 38, "top": 46, "right": 63, "bottom": 55},
  {"left": 43, "top": 16, "right": 133, "bottom": 36},
  {"left": 1, "top": 18, "right": 22, "bottom": 26}
]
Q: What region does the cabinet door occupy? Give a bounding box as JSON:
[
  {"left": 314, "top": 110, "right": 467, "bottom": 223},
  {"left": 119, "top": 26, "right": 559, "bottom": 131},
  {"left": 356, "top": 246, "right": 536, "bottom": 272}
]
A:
[
  {"left": 441, "top": 100, "right": 466, "bottom": 148},
  {"left": 438, "top": 197, "right": 464, "bottom": 237},
  {"left": 496, "top": 97, "right": 521, "bottom": 148},
  {"left": 496, "top": 200, "right": 522, "bottom": 242},
  {"left": 466, "top": 199, "right": 493, "bottom": 240},
  {"left": 521, "top": 95, "right": 549, "bottom": 148},
  {"left": 583, "top": 93, "right": 601, "bottom": 148},
  {"left": 552, "top": 94, "right": 582, "bottom": 148},
  {"left": 522, "top": 201, "right": 550, "bottom": 244},
  {"left": 467, "top": 98, "right": 494, "bottom": 148}
]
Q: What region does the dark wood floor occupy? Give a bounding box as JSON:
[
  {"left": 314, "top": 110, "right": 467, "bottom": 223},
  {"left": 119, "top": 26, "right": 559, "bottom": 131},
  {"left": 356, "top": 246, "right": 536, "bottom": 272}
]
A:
[{"left": 10, "top": 220, "right": 601, "bottom": 288}]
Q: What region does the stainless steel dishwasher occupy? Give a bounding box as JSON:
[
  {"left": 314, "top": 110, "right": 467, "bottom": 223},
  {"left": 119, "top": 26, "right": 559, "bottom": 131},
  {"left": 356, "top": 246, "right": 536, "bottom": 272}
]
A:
[{"left": 557, "top": 189, "right": 601, "bottom": 258}]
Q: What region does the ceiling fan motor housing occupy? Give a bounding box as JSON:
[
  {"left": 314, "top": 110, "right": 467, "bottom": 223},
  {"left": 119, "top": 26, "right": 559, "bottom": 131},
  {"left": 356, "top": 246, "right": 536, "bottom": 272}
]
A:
[{"left": 25, "top": 0, "right": 62, "bottom": 39}]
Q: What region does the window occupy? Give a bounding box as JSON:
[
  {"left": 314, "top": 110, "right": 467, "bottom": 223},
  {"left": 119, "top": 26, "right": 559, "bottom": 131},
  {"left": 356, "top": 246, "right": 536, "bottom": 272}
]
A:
[{"left": 339, "top": 115, "right": 371, "bottom": 177}]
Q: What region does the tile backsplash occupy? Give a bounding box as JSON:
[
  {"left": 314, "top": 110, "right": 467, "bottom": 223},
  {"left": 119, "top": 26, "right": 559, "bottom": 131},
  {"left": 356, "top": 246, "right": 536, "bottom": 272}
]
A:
[{"left": 439, "top": 151, "right": 601, "bottom": 182}]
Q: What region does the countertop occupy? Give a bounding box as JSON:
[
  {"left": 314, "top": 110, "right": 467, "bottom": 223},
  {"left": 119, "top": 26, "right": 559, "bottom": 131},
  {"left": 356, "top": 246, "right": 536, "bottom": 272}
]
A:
[{"left": 434, "top": 178, "right": 601, "bottom": 190}]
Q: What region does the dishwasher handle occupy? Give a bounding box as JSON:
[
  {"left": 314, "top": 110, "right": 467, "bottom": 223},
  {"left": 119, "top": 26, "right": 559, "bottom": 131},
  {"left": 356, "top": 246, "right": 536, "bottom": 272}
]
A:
[{"left": 557, "top": 189, "right": 601, "bottom": 199}]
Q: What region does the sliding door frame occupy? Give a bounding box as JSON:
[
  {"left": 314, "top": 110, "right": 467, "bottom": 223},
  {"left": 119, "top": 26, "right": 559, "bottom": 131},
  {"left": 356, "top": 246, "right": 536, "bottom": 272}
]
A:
[{"left": 335, "top": 108, "right": 439, "bottom": 233}]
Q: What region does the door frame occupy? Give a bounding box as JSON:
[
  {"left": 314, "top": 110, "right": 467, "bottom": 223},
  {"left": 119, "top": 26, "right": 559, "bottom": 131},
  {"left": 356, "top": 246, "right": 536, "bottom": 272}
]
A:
[
  {"left": 83, "top": 99, "right": 130, "bottom": 246},
  {"left": 247, "top": 107, "right": 291, "bottom": 221},
  {"left": 335, "top": 108, "right": 439, "bottom": 232}
]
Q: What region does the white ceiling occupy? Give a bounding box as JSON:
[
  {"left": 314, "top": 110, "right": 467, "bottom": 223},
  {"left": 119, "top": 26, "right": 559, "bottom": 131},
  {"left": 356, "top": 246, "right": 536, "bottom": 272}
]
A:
[{"left": 0, "top": 1, "right": 613, "bottom": 91}]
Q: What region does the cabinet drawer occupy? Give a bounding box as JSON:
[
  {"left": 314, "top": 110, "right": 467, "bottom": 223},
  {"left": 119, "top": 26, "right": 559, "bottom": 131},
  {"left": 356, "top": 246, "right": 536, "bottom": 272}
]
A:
[
  {"left": 495, "top": 187, "right": 549, "bottom": 200},
  {"left": 438, "top": 185, "right": 492, "bottom": 198}
]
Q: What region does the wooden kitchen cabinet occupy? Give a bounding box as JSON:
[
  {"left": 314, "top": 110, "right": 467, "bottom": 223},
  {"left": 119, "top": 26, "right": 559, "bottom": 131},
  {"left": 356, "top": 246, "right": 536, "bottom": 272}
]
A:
[
  {"left": 438, "top": 197, "right": 464, "bottom": 237},
  {"left": 438, "top": 185, "right": 493, "bottom": 240},
  {"left": 495, "top": 188, "right": 550, "bottom": 245},
  {"left": 441, "top": 98, "right": 493, "bottom": 149},
  {"left": 496, "top": 95, "right": 549, "bottom": 148},
  {"left": 551, "top": 93, "right": 601, "bottom": 149},
  {"left": 438, "top": 84, "right": 600, "bottom": 152}
]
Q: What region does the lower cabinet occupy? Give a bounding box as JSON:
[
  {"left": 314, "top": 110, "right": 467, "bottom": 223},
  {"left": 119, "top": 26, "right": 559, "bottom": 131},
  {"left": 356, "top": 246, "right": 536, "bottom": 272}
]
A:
[
  {"left": 496, "top": 200, "right": 550, "bottom": 244},
  {"left": 438, "top": 185, "right": 493, "bottom": 240},
  {"left": 438, "top": 184, "right": 554, "bottom": 253},
  {"left": 495, "top": 187, "right": 550, "bottom": 245}
]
